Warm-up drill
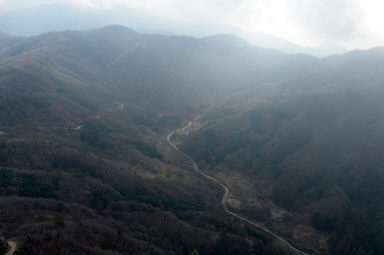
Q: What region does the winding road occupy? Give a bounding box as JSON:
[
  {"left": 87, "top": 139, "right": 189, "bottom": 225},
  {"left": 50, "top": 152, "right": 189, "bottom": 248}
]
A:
[
  {"left": 167, "top": 122, "right": 310, "bottom": 255},
  {"left": 5, "top": 241, "right": 17, "bottom": 255}
]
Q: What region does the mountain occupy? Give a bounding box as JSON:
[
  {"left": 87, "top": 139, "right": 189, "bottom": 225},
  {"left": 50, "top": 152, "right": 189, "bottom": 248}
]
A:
[
  {"left": 0, "top": 25, "right": 323, "bottom": 255},
  {"left": 180, "top": 47, "right": 384, "bottom": 255},
  {"left": 0, "top": 4, "right": 231, "bottom": 37},
  {"left": 237, "top": 31, "right": 348, "bottom": 57},
  {"left": 0, "top": 25, "right": 320, "bottom": 125},
  {"left": 0, "top": 25, "right": 384, "bottom": 254},
  {"left": 0, "top": 4, "right": 346, "bottom": 57}
]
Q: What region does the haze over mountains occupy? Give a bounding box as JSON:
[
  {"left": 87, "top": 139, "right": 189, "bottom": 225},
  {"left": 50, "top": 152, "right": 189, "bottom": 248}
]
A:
[
  {"left": 0, "top": 3, "right": 347, "bottom": 57},
  {"left": 0, "top": 23, "right": 384, "bottom": 255}
]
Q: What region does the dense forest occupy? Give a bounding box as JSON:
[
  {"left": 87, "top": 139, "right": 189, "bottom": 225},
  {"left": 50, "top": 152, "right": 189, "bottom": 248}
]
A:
[
  {"left": 0, "top": 26, "right": 305, "bottom": 255},
  {"left": 181, "top": 49, "right": 384, "bottom": 254},
  {"left": 0, "top": 25, "right": 383, "bottom": 254}
]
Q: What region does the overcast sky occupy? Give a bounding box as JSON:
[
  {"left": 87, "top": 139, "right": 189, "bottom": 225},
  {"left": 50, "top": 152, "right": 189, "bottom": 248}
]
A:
[{"left": 0, "top": 0, "right": 383, "bottom": 49}]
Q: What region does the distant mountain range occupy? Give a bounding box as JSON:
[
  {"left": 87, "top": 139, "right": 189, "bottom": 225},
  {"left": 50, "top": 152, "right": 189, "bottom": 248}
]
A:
[
  {"left": 237, "top": 31, "right": 347, "bottom": 57},
  {"left": 0, "top": 3, "right": 347, "bottom": 57}
]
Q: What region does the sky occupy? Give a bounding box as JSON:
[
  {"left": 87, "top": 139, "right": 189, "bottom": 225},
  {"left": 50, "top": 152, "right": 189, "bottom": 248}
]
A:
[{"left": 0, "top": 0, "right": 383, "bottom": 49}]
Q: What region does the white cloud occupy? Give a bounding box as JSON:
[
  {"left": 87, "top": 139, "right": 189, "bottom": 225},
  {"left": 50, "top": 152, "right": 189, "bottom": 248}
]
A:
[{"left": 224, "top": 0, "right": 362, "bottom": 46}]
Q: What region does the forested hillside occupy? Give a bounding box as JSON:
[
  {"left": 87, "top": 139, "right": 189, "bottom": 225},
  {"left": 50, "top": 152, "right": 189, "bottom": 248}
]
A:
[
  {"left": 0, "top": 25, "right": 383, "bottom": 254},
  {"left": 0, "top": 26, "right": 315, "bottom": 255},
  {"left": 181, "top": 47, "right": 384, "bottom": 255}
]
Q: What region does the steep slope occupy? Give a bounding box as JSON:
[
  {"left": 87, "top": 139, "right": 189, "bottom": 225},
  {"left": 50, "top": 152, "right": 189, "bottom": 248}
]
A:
[
  {"left": 0, "top": 25, "right": 319, "bottom": 124},
  {"left": 181, "top": 47, "right": 384, "bottom": 255},
  {"left": 0, "top": 26, "right": 319, "bottom": 255},
  {"left": 1, "top": 25, "right": 382, "bottom": 254}
]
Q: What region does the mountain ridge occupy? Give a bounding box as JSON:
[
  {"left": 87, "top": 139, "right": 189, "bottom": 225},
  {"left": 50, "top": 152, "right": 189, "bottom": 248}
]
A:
[
  {"left": 0, "top": 25, "right": 384, "bottom": 254},
  {"left": 0, "top": 4, "right": 348, "bottom": 57}
]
